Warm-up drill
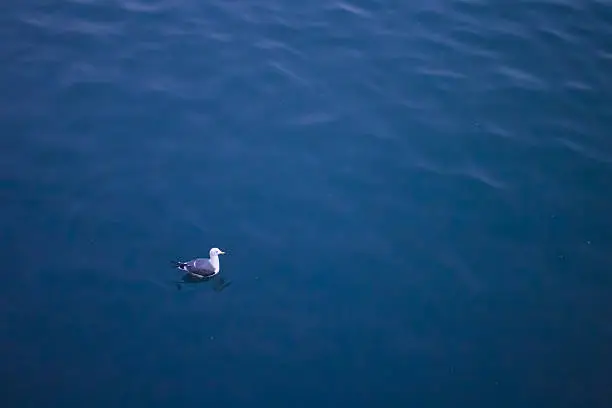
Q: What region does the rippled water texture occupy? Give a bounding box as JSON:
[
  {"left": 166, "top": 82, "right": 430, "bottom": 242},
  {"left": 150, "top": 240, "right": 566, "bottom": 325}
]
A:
[{"left": 1, "top": 1, "right": 612, "bottom": 407}]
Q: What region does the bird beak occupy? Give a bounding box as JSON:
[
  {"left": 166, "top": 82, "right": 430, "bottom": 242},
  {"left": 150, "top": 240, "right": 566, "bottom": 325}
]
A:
[{"left": 219, "top": 250, "right": 226, "bottom": 255}]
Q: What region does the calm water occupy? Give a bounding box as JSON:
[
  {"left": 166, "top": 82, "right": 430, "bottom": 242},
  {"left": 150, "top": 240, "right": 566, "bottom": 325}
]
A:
[{"left": 1, "top": 0, "right": 612, "bottom": 407}]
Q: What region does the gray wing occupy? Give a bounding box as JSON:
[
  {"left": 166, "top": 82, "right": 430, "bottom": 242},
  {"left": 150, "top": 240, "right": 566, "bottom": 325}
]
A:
[{"left": 185, "top": 258, "right": 215, "bottom": 276}]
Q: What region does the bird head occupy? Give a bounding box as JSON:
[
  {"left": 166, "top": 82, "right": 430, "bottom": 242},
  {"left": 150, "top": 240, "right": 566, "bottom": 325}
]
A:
[{"left": 210, "top": 247, "right": 226, "bottom": 257}]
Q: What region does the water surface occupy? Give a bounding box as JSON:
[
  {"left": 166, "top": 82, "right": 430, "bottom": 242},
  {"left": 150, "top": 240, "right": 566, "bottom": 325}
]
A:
[{"left": 1, "top": 1, "right": 611, "bottom": 407}]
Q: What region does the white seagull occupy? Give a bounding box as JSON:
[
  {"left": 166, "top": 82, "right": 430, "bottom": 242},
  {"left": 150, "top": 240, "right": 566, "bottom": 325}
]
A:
[{"left": 172, "top": 247, "right": 226, "bottom": 279}]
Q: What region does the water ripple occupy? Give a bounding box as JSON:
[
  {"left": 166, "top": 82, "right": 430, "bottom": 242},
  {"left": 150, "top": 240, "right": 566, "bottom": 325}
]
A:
[{"left": 3, "top": 0, "right": 612, "bottom": 404}]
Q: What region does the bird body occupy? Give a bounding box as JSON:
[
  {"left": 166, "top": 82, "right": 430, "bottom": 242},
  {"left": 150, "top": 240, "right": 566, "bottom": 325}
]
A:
[{"left": 173, "top": 247, "right": 226, "bottom": 278}]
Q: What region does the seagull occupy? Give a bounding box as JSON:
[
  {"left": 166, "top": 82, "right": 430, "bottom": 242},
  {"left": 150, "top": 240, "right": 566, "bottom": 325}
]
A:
[{"left": 172, "top": 247, "right": 226, "bottom": 279}]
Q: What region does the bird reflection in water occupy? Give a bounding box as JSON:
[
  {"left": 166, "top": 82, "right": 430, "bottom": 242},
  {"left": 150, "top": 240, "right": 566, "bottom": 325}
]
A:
[{"left": 175, "top": 273, "right": 232, "bottom": 292}]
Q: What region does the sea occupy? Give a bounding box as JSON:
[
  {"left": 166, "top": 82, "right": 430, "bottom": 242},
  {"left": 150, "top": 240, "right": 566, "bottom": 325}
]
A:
[{"left": 1, "top": 0, "right": 611, "bottom": 407}]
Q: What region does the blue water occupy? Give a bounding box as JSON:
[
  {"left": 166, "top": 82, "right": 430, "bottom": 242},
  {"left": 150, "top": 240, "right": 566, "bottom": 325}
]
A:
[{"left": 2, "top": 0, "right": 612, "bottom": 406}]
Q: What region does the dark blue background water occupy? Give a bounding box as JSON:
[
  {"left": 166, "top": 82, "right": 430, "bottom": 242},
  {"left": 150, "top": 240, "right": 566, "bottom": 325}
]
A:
[{"left": 2, "top": 1, "right": 611, "bottom": 407}]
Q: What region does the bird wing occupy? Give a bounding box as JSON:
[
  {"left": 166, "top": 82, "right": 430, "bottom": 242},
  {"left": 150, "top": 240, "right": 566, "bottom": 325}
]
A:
[{"left": 186, "top": 258, "right": 215, "bottom": 276}]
